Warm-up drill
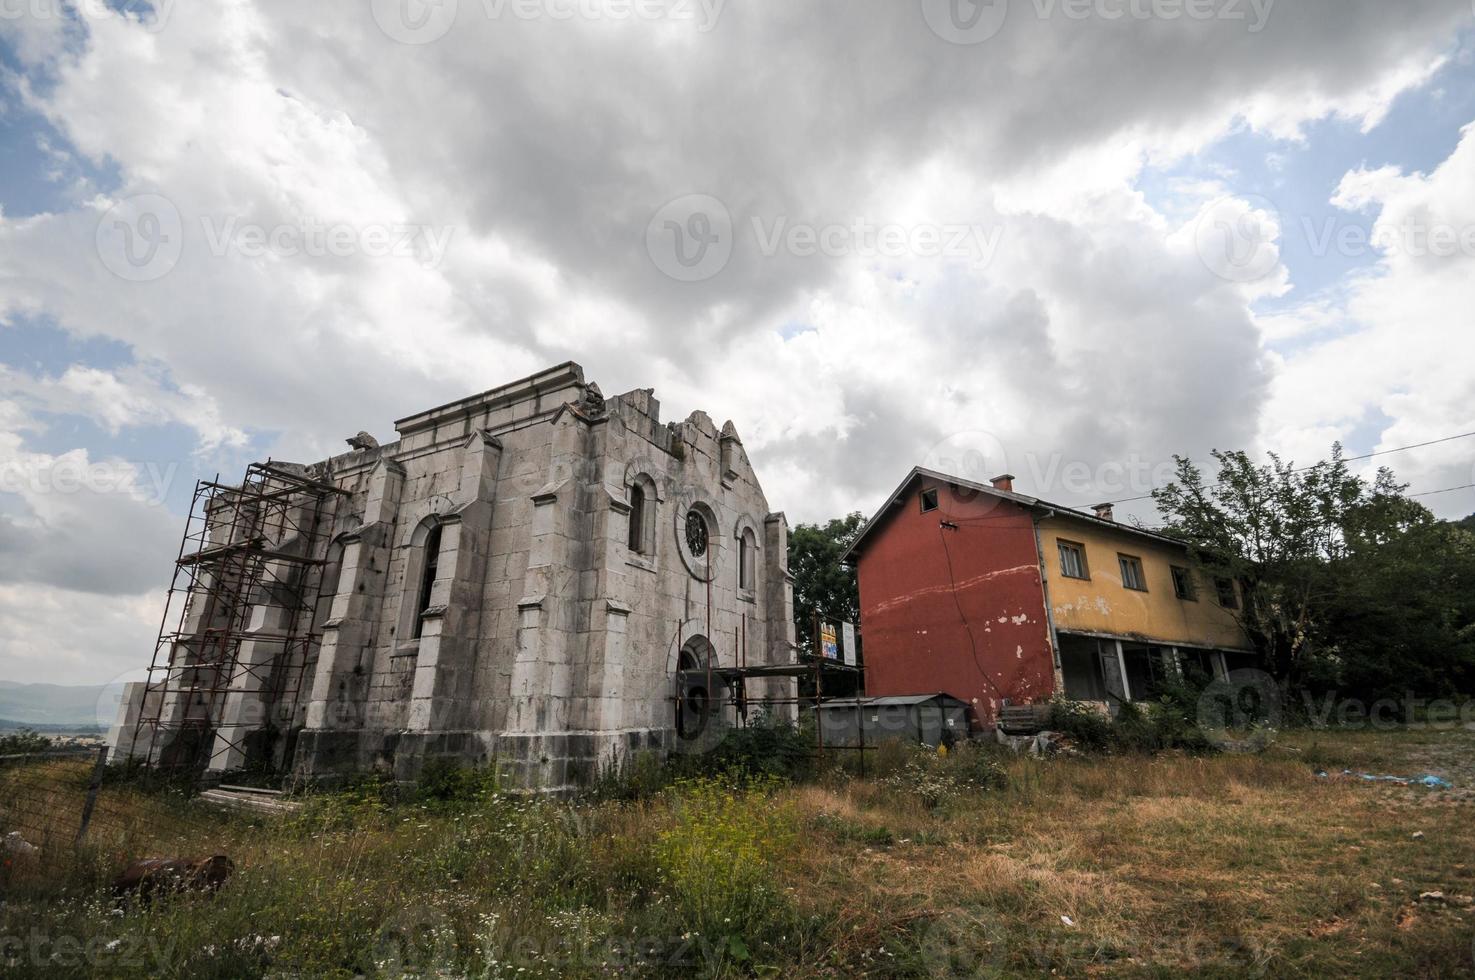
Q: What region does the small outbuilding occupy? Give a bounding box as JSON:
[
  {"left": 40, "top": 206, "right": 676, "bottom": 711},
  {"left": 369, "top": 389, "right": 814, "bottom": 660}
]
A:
[{"left": 817, "top": 693, "right": 970, "bottom": 749}]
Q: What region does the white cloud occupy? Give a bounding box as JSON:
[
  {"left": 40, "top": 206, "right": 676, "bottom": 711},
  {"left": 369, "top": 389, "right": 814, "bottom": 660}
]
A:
[
  {"left": 1259, "top": 122, "right": 1475, "bottom": 506},
  {"left": 0, "top": 0, "right": 1473, "bottom": 683}
]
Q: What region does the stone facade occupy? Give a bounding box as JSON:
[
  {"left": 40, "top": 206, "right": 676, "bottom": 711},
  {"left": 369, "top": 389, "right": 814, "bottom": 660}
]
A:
[{"left": 110, "top": 363, "right": 797, "bottom": 792}]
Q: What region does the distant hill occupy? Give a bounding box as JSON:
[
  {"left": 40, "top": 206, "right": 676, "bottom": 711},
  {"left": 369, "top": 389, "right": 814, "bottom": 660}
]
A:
[{"left": 0, "top": 682, "right": 126, "bottom": 729}]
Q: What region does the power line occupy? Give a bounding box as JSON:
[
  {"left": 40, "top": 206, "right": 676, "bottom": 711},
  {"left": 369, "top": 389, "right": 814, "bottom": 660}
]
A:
[
  {"left": 1411, "top": 483, "right": 1475, "bottom": 499},
  {"left": 1100, "top": 429, "right": 1475, "bottom": 507}
]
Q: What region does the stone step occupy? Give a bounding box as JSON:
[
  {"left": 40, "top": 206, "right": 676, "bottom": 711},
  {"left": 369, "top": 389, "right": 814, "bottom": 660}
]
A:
[{"left": 199, "top": 788, "right": 303, "bottom": 816}]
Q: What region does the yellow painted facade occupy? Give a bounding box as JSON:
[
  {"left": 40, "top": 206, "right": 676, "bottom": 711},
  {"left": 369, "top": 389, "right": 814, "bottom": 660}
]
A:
[{"left": 1038, "top": 515, "right": 1252, "bottom": 651}]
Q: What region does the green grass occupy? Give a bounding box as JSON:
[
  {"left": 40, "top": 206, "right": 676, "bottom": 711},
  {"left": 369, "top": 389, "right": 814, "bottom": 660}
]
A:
[{"left": 3, "top": 730, "right": 1475, "bottom": 977}]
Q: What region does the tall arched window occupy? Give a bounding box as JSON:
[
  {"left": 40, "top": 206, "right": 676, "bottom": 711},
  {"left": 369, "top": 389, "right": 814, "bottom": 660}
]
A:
[
  {"left": 739, "top": 528, "right": 756, "bottom": 591},
  {"left": 628, "top": 483, "right": 646, "bottom": 553},
  {"left": 413, "top": 522, "right": 443, "bottom": 640}
]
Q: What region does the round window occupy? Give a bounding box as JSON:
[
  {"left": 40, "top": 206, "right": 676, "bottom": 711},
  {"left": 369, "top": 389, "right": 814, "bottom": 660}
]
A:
[{"left": 684, "top": 510, "right": 709, "bottom": 557}]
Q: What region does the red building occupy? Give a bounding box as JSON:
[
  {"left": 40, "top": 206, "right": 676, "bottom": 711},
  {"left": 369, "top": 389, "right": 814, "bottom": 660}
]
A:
[
  {"left": 843, "top": 468, "right": 1055, "bottom": 730},
  {"left": 843, "top": 467, "right": 1253, "bottom": 731}
]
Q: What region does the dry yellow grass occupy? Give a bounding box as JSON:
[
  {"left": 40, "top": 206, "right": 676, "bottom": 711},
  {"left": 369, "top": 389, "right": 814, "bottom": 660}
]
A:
[{"left": 2, "top": 730, "right": 1473, "bottom": 977}]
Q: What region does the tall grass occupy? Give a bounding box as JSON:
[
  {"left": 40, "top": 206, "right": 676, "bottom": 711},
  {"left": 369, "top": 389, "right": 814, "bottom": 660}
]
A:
[{"left": 3, "top": 728, "right": 1473, "bottom": 977}]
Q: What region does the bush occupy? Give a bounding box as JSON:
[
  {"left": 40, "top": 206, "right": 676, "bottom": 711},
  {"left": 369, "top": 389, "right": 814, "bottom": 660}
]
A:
[
  {"left": 670, "top": 716, "right": 813, "bottom": 784},
  {"left": 1048, "top": 692, "right": 1216, "bottom": 756},
  {"left": 1046, "top": 698, "right": 1115, "bottom": 751},
  {"left": 590, "top": 749, "right": 671, "bottom": 801},
  {"left": 655, "top": 776, "right": 798, "bottom": 952},
  {"left": 882, "top": 741, "right": 1009, "bottom": 810},
  {"left": 0, "top": 729, "right": 52, "bottom": 755}
]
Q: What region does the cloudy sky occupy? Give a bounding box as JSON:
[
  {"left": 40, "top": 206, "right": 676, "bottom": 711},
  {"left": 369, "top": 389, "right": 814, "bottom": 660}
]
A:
[{"left": 1, "top": 0, "right": 1474, "bottom": 687}]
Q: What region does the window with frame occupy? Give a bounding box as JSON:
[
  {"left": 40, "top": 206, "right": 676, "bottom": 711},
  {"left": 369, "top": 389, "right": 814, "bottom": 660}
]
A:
[
  {"left": 627, "top": 483, "right": 646, "bottom": 553},
  {"left": 1171, "top": 565, "right": 1197, "bottom": 600},
  {"left": 1057, "top": 540, "right": 1089, "bottom": 580},
  {"left": 739, "top": 528, "right": 757, "bottom": 591},
  {"left": 413, "top": 523, "right": 443, "bottom": 640},
  {"left": 920, "top": 487, "right": 939, "bottom": 513},
  {"left": 1118, "top": 554, "right": 1147, "bottom": 592},
  {"left": 1215, "top": 577, "right": 1240, "bottom": 609}
]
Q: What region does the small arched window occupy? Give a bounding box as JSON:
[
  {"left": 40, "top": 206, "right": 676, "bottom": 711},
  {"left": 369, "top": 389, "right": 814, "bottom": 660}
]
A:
[
  {"left": 413, "top": 523, "right": 443, "bottom": 639},
  {"left": 628, "top": 483, "right": 646, "bottom": 553},
  {"left": 739, "top": 528, "right": 757, "bottom": 591}
]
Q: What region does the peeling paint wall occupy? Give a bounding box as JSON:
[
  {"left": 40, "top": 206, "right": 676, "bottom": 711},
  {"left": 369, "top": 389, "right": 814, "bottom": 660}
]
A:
[
  {"left": 1040, "top": 517, "right": 1252, "bottom": 651},
  {"left": 855, "top": 481, "right": 1056, "bottom": 729}
]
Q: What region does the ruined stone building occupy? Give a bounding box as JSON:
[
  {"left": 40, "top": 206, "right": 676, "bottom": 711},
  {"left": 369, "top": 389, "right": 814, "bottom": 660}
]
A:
[{"left": 109, "top": 363, "right": 797, "bottom": 791}]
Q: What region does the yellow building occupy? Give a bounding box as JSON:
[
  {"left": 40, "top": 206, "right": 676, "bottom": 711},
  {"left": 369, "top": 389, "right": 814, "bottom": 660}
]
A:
[{"left": 1038, "top": 501, "right": 1255, "bottom": 705}]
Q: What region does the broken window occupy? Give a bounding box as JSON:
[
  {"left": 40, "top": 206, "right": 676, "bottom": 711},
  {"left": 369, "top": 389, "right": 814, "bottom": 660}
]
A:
[
  {"left": 1171, "top": 565, "right": 1196, "bottom": 600},
  {"left": 1122, "top": 643, "right": 1175, "bottom": 700},
  {"left": 920, "top": 487, "right": 939, "bottom": 513},
  {"left": 1118, "top": 554, "right": 1147, "bottom": 591},
  {"left": 413, "top": 523, "right": 443, "bottom": 640},
  {"left": 1215, "top": 577, "right": 1240, "bottom": 609},
  {"left": 1058, "top": 540, "right": 1089, "bottom": 579}
]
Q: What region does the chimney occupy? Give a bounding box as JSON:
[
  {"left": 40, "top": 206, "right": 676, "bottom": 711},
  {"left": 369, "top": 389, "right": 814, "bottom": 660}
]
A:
[
  {"left": 1092, "top": 502, "right": 1115, "bottom": 521},
  {"left": 990, "top": 473, "right": 1016, "bottom": 492}
]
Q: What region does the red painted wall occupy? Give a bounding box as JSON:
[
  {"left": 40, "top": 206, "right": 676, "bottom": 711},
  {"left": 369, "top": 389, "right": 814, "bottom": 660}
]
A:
[{"left": 855, "top": 479, "right": 1057, "bottom": 729}]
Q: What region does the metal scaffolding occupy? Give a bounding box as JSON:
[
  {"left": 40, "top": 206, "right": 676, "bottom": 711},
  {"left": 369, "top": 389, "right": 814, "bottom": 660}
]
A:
[
  {"left": 127, "top": 462, "right": 346, "bottom": 779},
  {"left": 672, "top": 608, "right": 870, "bottom": 773}
]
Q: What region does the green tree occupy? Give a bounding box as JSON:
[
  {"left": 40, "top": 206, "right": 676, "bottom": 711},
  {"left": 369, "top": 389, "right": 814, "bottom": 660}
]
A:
[
  {"left": 1151, "top": 445, "right": 1430, "bottom": 687},
  {"left": 787, "top": 512, "right": 866, "bottom": 647},
  {"left": 0, "top": 729, "right": 52, "bottom": 755},
  {"left": 1320, "top": 517, "right": 1475, "bottom": 703}
]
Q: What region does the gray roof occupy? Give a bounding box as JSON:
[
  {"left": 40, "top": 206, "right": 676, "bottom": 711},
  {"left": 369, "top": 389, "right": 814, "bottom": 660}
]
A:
[{"left": 817, "top": 693, "right": 966, "bottom": 709}]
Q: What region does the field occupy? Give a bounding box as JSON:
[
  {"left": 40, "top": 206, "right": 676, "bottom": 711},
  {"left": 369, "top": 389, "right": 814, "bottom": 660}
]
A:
[{"left": 3, "top": 727, "right": 1475, "bottom": 978}]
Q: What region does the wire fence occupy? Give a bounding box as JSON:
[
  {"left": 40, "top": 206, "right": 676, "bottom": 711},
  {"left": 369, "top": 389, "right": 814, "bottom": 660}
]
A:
[{"left": 1, "top": 748, "right": 240, "bottom": 886}]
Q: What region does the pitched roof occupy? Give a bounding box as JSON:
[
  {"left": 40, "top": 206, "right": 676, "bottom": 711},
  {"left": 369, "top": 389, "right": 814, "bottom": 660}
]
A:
[{"left": 840, "top": 466, "right": 1188, "bottom": 564}]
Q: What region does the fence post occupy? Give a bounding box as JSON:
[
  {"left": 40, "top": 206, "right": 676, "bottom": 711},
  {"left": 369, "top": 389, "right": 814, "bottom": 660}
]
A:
[{"left": 75, "top": 745, "right": 109, "bottom": 846}]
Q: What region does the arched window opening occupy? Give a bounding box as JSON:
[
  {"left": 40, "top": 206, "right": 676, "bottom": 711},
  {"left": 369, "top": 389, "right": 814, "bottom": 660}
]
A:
[
  {"left": 739, "top": 528, "right": 756, "bottom": 591},
  {"left": 413, "top": 523, "right": 443, "bottom": 640},
  {"left": 628, "top": 483, "right": 646, "bottom": 553}
]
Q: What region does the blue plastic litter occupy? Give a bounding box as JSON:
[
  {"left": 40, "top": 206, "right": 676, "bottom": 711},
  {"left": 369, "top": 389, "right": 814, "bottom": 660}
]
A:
[{"left": 1313, "top": 769, "right": 1451, "bottom": 789}]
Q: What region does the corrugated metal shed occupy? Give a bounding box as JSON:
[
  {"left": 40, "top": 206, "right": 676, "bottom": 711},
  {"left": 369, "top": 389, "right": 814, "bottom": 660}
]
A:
[{"left": 817, "top": 693, "right": 970, "bottom": 748}]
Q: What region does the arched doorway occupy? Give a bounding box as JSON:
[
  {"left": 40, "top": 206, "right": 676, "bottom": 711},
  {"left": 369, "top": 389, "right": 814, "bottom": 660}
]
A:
[{"left": 675, "top": 635, "right": 724, "bottom": 742}]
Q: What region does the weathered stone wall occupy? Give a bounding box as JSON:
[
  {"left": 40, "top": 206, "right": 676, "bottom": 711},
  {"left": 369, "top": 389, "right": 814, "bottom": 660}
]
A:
[{"left": 116, "top": 362, "right": 796, "bottom": 792}]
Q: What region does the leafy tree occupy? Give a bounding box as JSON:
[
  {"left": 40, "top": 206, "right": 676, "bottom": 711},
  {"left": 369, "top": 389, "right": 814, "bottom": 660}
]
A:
[
  {"left": 787, "top": 512, "right": 865, "bottom": 648},
  {"left": 0, "top": 729, "right": 53, "bottom": 755},
  {"left": 1319, "top": 517, "right": 1475, "bottom": 704},
  {"left": 1151, "top": 445, "right": 1434, "bottom": 687}
]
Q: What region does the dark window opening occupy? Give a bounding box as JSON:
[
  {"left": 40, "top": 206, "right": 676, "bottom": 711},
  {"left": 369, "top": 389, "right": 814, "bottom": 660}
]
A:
[
  {"left": 920, "top": 488, "right": 939, "bottom": 513},
  {"left": 739, "top": 529, "right": 755, "bottom": 590},
  {"left": 1215, "top": 577, "right": 1239, "bottom": 609},
  {"left": 413, "top": 523, "right": 442, "bottom": 640},
  {"left": 1171, "top": 565, "right": 1197, "bottom": 600},
  {"left": 685, "top": 510, "right": 709, "bottom": 557},
  {"left": 628, "top": 484, "right": 646, "bottom": 553},
  {"left": 1122, "top": 644, "right": 1175, "bottom": 700}
]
